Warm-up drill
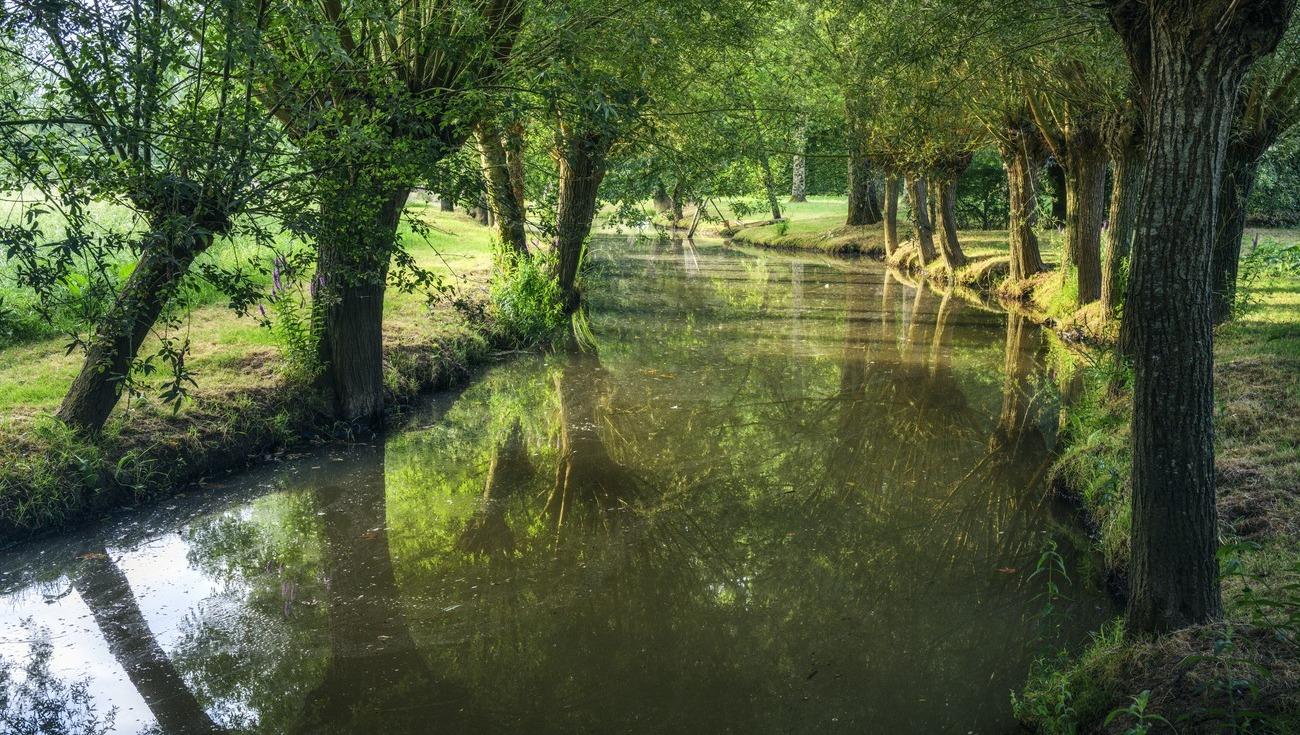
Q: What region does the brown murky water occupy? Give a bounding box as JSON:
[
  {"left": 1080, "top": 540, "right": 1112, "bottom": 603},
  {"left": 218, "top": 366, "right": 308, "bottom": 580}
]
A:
[{"left": 0, "top": 237, "right": 1112, "bottom": 734}]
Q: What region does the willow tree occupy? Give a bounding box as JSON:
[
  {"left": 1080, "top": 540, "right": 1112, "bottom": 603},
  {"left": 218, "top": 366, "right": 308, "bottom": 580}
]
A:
[
  {"left": 261, "top": 0, "right": 523, "bottom": 426},
  {"left": 0, "top": 0, "right": 290, "bottom": 435},
  {"left": 520, "top": 0, "right": 763, "bottom": 306},
  {"left": 1107, "top": 0, "right": 1296, "bottom": 635},
  {"left": 1027, "top": 37, "right": 1128, "bottom": 306}
]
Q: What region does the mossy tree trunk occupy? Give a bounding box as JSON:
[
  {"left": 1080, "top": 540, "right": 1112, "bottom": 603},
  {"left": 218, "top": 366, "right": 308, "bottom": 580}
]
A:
[
  {"left": 1103, "top": 108, "right": 1143, "bottom": 318},
  {"left": 314, "top": 185, "right": 410, "bottom": 428},
  {"left": 882, "top": 173, "right": 901, "bottom": 257}
]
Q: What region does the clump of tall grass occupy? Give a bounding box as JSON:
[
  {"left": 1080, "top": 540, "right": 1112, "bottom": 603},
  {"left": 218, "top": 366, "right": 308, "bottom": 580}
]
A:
[{"left": 489, "top": 245, "right": 566, "bottom": 347}]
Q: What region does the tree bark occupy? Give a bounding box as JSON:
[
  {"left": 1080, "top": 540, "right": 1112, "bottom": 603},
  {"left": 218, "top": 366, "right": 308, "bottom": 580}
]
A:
[
  {"left": 1046, "top": 160, "right": 1068, "bottom": 225},
  {"left": 847, "top": 144, "right": 881, "bottom": 226},
  {"left": 1107, "top": 0, "right": 1293, "bottom": 636},
  {"left": 882, "top": 174, "right": 901, "bottom": 257},
  {"left": 998, "top": 121, "right": 1047, "bottom": 282},
  {"left": 934, "top": 155, "right": 971, "bottom": 271},
  {"left": 908, "top": 177, "right": 938, "bottom": 266},
  {"left": 653, "top": 183, "right": 674, "bottom": 217},
  {"left": 554, "top": 129, "right": 611, "bottom": 308},
  {"left": 757, "top": 147, "right": 783, "bottom": 221},
  {"left": 57, "top": 229, "right": 210, "bottom": 434},
  {"left": 1103, "top": 136, "right": 1143, "bottom": 317},
  {"left": 791, "top": 121, "right": 808, "bottom": 202},
  {"left": 439, "top": 196, "right": 454, "bottom": 212},
  {"left": 1211, "top": 148, "right": 1261, "bottom": 322},
  {"left": 1065, "top": 145, "right": 1108, "bottom": 304},
  {"left": 315, "top": 186, "right": 409, "bottom": 428},
  {"left": 475, "top": 122, "right": 528, "bottom": 260}
]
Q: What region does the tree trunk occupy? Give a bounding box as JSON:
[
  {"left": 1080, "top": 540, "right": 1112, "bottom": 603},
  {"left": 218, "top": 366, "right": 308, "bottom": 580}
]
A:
[
  {"left": 847, "top": 146, "right": 880, "bottom": 226},
  {"left": 504, "top": 121, "right": 527, "bottom": 214},
  {"left": 882, "top": 174, "right": 901, "bottom": 257},
  {"left": 998, "top": 126, "right": 1047, "bottom": 282},
  {"left": 1107, "top": 0, "right": 1292, "bottom": 636},
  {"left": 476, "top": 123, "right": 528, "bottom": 260},
  {"left": 758, "top": 149, "right": 783, "bottom": 221},
  {"left": 1046, "top": 159, "right": 1068, "bottom": 225},
  {"left": 439, "top": 196, "right": 454, "bottom": 212},
  {"left": 315, "top": 187, "right": 409, "bottom": 428},
  {"left": 554, "top": 130, "right": 611, "bottom": 308},
  {"left": 934, "top": 156, "right": 971, "bottom": 271},
  {"left": 909, "top": 177, "right": 938, "bottom": 265},
  {"left": 1065, "top": 147, "right": 1108, "bottom": 304},
  {"left": 57, "top": 230, "right": 209, "bottom": 434},
  {"left": 1210, "top": 151, "right": 1260, "bottom": 323},
  {"left": 791, "top": 121, "right": 808, "bottom": 202},
  {"left": 1103, "top": 142, "right": 1143, "bottom": 317}
]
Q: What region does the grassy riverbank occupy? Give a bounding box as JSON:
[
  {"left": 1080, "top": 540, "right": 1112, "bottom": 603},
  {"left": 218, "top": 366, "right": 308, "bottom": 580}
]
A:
[
  {"left": 1016, "top": 269, "right": 1300, "bottom": 734},
  {"left": 0, "top": 205, "right": 507, "bottom": 542}
]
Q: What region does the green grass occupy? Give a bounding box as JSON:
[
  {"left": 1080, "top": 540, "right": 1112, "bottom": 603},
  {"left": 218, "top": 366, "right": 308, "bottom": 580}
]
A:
[
  {"left": 0, "top": 204, "right": 505, "bottom": 539},
  {"left": 1017, "top": 261, "right": 1300, "bottom": 732}
]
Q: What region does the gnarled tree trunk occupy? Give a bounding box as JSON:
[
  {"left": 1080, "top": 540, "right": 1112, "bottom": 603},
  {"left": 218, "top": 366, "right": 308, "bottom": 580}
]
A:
[{"left": 58, "top": 227, "right": 212, "bottom": 434}]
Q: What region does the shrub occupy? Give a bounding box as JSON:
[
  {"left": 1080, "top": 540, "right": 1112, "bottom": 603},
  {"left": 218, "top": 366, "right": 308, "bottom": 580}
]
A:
[{"left": 489, "top": 247, "right": 566, "bottom": 347}]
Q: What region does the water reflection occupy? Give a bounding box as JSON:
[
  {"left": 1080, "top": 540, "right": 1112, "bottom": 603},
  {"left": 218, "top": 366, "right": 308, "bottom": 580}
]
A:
[{"left": 0, "top": 237, "right": 1111, "bottom": 734}]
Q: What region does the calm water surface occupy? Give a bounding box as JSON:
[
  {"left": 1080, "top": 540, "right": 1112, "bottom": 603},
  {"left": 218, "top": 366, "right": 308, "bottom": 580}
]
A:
[{"left": 0, "top": 237, "right": 1112, "bottom": 734}]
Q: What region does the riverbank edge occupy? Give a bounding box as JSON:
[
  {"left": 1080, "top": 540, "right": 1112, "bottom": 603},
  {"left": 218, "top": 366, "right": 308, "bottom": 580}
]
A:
[
  {"left": 725, "top": 222, "right": 1300, "bottom": 733},
  {"left": 0, "top": 308, "right": 525, "bottom": 547}
]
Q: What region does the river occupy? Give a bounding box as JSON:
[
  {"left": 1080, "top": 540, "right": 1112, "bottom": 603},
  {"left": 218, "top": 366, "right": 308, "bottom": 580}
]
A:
[{"left": 0, "top": 236, "right": 1113, "bottom": 734}]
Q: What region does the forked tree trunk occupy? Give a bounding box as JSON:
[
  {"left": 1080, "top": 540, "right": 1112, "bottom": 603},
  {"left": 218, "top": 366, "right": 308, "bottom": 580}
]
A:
[
  {"left": 554, "top": 130, "right": 611, "bottom": 308},
  {"left": 998, "top": 125, "right": 1047, "bottom": 282},
  {"left": 476, "top": 122, "right": 528, "bottom": 260},
  {"left": 1107, "top": 0, "right": 1292, "bottom": 636},
  {"left": 57, "top": 228, "right": 211, "bottom": 434},
  {"left": 908, "top": 177, "right": 939, "bottom": 265},
  {"left": 934, "top": 155, "right": 971, "bottom": 271},
  {"left": 1065, "top": 146, "right": 1108, "bottom": 304},
  {"left": 315, "top": 187, "right": 409, "bottom": 428},
  {"left": 1210, "top": 150, "right": 1261, "bottom": 322},
  {"left": 1103, "top": 141, "right": 1143, "bottom": 316},
  {"left": 882, "top": 174, "right": 901, "bottom": 257}
]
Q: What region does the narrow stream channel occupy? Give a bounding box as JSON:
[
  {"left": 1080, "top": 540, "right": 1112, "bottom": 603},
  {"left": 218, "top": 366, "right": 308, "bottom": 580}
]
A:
[{"left": 0, "top": 236, "right": 1113, "bottom": 734}]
